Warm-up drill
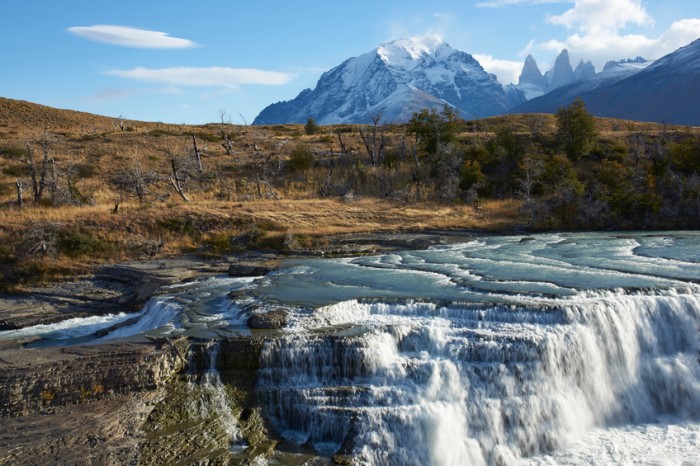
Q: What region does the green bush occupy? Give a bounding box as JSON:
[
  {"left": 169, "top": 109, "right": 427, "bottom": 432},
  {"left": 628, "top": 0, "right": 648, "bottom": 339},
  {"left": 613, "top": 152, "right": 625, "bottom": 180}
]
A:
[
  {"left": 58, "top": 230, "right": 113, "bottom": 258},
  {"left": 287, "top": 144, "right": 314, "bottom": 173}
]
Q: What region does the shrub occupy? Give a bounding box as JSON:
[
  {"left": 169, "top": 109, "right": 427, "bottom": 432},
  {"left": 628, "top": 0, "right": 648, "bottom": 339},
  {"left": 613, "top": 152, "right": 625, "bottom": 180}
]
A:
[
  {"left": 58, "top": 230, "right": 113, "bottom": 258},
  {"left": 287, "top": 144, "right": 314, "bottom": 173}
]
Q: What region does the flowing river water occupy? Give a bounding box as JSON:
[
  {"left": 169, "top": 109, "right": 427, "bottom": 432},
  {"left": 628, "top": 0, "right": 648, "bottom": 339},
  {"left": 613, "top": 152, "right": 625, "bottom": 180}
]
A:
[{"left": 2, "top": 232, "right": 700, "bottom": 465}]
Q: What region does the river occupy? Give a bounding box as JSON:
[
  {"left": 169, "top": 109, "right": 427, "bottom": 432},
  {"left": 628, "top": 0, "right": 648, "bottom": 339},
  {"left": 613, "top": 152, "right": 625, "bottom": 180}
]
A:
[{"left": 2, "top": 232, "right": 699, "bottom": 465}]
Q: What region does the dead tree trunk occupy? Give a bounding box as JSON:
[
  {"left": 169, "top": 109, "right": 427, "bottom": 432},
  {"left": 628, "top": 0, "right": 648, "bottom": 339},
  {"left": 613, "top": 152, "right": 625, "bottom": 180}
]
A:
[
  {"left": 359, "top": 127, "right": 375, "bottom": 166},
  {"left": 192, "top": 134, "right": 203, "bottom": 171},
  {"left": 37, "top": 129, "right": 51, "bottom": 201},
  {"left": 16, "top": 180, "right": 24, "bottom": 207},
  {"left": 222, "top": 136, "right": 234, "bottom": 155},
  {"left": 170, "top": 157, "right": 191, "bottom": 202},
  {"left": 24, "top": 142, "right": 39, "bottom": 201},
  {"left": 49, "top": 158, "right": 58, "bottom": 203},
  {"left": 336, "top": 131, "right": 347, "bottom": 154},
  {"left": 219, "top": 110, "right": 234, "bottom": 155}
]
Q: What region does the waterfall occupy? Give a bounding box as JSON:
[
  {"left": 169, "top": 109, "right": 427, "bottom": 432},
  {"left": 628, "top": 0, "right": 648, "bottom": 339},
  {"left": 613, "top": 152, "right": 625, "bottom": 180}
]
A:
[
  {"left": 257, "top": 291, "right": 700, "bottom": 465},
  {"left": 185, "top": 341, "right": 242, "bottom": 445}
]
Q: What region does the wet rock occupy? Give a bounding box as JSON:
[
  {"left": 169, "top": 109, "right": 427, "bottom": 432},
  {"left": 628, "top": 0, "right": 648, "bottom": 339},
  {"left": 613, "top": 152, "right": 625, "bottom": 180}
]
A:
[
  {"left": 247, "top": 310, "right": 288, "bottom": 329},
  {"left": 0, "top": 341, "right": 187, "bottom": 417},
  {"left": 228, "top": 263, "right": 274, "bottom": 277}
]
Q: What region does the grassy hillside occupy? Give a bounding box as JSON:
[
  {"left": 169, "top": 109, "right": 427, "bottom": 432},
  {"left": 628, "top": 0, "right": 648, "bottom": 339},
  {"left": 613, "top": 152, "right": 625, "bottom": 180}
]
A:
[{"left": 0, "top": 97, "right": 698, "bottom": 289}]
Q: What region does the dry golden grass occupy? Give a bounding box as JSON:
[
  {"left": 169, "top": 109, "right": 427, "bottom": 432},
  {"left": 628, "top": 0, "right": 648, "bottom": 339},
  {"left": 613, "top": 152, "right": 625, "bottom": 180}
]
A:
[{"left": 2, "top": 96, "right": 696, "bottom": 288}]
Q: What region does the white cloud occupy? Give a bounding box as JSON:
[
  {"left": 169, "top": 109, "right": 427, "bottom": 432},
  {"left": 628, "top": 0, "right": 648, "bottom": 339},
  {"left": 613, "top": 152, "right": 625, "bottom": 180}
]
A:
[
  {"left": 473, "top": 54, "right": 523, "bottom": 84},
  {"left": 105, "top": 66, "right": 294, "bottom": 89},
  {"left": 546, "top": 0, "right": 653, "bottom": 35},
  {"left": 477, "top": 0, "right": 571, "bottom": 7},
  {"left": 523, "top": 0, "right": 700, "bottom": 70},
  {"left": 68, "top": 25, "right": 197, "bottom": 49}
]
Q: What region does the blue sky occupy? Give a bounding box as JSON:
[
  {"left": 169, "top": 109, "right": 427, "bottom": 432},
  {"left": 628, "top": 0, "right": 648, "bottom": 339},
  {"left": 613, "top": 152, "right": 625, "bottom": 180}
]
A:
[{"left": 2, "top": 0, "right": 698, "bottom": 124}]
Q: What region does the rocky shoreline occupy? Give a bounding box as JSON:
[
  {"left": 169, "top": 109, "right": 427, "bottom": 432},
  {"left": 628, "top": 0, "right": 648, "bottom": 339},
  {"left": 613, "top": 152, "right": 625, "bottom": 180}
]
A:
[{"left": 0, "top": 230, "right": 487, "bottom": 464}]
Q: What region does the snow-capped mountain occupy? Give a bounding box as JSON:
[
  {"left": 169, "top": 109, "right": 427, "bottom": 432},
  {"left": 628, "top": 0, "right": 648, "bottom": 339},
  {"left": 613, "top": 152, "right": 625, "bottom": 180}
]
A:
[
  {"left": 253, "top": 36, "right": 526, "bottom": 125},
  {"left": 512, "top": 56, "right": 652, "bottom": 115},
  {"left": 514, "top": 38, "right": 700, "bottom": 125}
]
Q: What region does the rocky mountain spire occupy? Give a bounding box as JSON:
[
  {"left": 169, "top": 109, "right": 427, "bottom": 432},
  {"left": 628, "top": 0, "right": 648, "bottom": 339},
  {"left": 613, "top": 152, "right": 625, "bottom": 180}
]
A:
[
  {"left": 518, "top": 55, "right": 547, "bottom": 87},
  {"left": 547, "top": 49, "right": 575, "bottom": 91},
  {"left": 574, "top": 60, "right": 596, "bottom": 80}
]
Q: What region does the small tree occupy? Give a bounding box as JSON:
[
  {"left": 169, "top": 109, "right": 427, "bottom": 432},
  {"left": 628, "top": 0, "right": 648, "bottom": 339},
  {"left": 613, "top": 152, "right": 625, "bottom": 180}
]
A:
[
  {"left": 407, "top": 105, "right": 459, "bottom": 158},
  {"left": 556, "top": 97, "right": 597, "bottom": 161},
  {"left": 305, "top": 117, "right": 320, "bottom": 135}
]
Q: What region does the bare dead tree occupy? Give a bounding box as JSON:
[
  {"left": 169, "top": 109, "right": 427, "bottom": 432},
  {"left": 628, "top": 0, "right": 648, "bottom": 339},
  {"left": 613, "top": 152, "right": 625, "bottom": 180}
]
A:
[
  {"left": 49, "top": 158, "right": 58, "bottom": 203},
  {"left": 336, "top": 130, "right": 347, "bottom": 154},
  {"left": 170, "top": 156, "right": 191, "bottom": 202},
  {"left": 359, "top": 113, "right": 386, "bottom": 166},
  {"left": 15, "top": 180, "right": 24, "bottom": 207},
  {"left": 20, "top": 128, "right": 54, "bottom": 203},
  {"left": 219, "top": 110, "right": 234, "bottom": 155},
  {"left": 23, "top": 141, "right": 39, "bottom": 200},
  {"left": 38, "top": 129, "right": 52, "bottom": 200},
  {"left": 252, "top": 151, "right": 281, "bottom": 200},
  {"left": 192, "top": 134, "right": 204, "bottom": 171},
  {"left": 108, "top": 151, "right": 168, "bottom": 209},
  {"left": 19, "top": 221, "right": 60, "bottom": 258}
]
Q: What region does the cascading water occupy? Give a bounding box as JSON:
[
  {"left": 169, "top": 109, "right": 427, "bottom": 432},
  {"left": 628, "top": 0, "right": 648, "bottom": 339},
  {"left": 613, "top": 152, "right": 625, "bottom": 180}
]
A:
[
  {"left": 184, "top": 340, "right": 242, "bottom": 445},
  {"left": 3, "top": 232, "right": 699, "bottom": 464},
  {"left": 253, "top": 233, "right": 700, "bottom": 465},
  {"left": 256, "top": 294, "right": 700, "bottom": 465}
]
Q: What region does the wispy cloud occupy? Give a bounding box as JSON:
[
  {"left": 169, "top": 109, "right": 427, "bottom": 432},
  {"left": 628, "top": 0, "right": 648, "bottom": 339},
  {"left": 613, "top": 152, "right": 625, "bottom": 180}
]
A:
[
  {"left": 477, "top": 0, "right": 571, "bottom": 8},
  {"left": 105, "top": 66, "right": 294, "bottom": 89},
  {"left": 68, "top": 25, "right": 198, "bottom": 49}
]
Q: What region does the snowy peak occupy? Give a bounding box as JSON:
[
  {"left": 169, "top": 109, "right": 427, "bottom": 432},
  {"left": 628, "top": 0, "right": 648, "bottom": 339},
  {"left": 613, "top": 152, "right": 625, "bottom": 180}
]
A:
[
  {"left": 377, "top": 36, "right": 451, "bottom": 69},
  {"left": 645, "top": 37, "right": 700, "bottom": 72},
  {"left": 601, "top": 57, "right": 651, "bottom": 76}
]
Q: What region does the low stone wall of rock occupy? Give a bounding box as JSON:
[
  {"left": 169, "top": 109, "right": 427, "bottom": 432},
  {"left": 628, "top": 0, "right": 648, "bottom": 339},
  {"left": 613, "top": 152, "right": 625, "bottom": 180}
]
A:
[{"left": 0, "top": 341, "right": 186, "bottom": 417}]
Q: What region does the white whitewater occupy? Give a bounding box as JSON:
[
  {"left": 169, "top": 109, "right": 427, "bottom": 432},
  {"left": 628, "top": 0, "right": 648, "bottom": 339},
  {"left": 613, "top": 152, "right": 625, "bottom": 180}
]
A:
[{"left": 255, "top": 233, "right": 700, "bottom": 465}]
